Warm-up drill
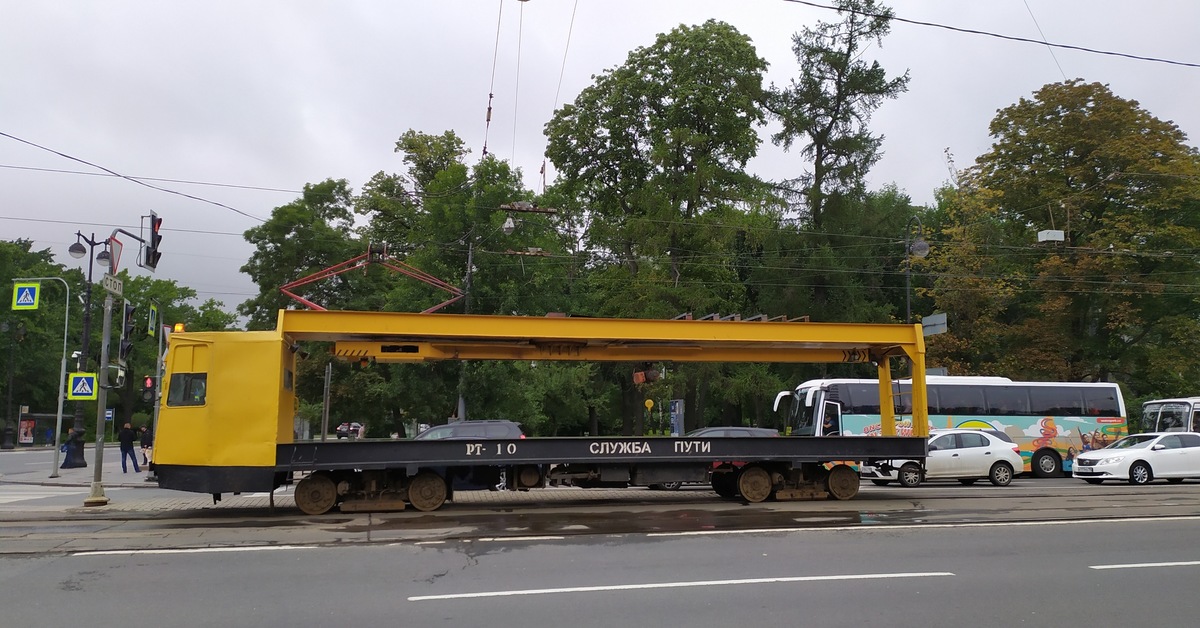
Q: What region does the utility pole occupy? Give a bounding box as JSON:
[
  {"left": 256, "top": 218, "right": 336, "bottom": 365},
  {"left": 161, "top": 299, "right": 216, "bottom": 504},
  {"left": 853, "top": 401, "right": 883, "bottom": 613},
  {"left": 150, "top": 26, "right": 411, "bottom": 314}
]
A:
[{"left": 455, "top": 239, "right": 474, "bottom": 422}]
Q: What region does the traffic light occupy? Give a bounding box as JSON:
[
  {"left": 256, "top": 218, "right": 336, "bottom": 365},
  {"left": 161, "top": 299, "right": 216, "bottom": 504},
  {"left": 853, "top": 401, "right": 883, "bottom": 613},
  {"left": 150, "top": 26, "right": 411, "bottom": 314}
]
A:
[
  {"left": 144, "top": 211, "right": 163, "bottom": 271},
  {"left": 141, "top": 376, "right": 156, "bottom": 402},
  {"left": 118, "top": 302, "right": 136, "bottom": 364}
]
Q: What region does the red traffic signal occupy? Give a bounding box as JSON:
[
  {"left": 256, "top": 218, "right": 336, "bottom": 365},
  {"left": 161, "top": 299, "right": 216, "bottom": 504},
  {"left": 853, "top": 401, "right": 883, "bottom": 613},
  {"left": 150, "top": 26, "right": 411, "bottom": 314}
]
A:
[{"left": 144, "top": 212, "right": 163, "bottom": 271}]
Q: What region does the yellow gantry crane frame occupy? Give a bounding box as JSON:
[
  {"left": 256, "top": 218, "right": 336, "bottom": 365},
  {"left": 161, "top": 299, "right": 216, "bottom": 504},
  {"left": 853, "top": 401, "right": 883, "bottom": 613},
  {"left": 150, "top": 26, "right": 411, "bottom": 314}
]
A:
[{"left": 276, "top": 310, "right": 929, "bottom": 437}]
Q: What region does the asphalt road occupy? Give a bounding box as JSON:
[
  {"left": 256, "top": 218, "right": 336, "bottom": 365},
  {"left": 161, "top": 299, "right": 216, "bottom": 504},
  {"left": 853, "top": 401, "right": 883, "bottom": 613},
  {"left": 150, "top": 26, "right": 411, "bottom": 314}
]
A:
[
  {"left": 1, "top": 516, "right": 1195, "bottom": 627},
  {"left": 4, "top": 446, "right": 1200, "bottom": 626}
]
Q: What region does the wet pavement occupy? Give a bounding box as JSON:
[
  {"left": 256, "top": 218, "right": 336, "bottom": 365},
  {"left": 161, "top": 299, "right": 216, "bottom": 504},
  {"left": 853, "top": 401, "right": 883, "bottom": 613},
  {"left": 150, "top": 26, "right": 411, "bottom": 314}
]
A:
[{"left": 5, "top": 445, "right": 1200, "bottom": 555}]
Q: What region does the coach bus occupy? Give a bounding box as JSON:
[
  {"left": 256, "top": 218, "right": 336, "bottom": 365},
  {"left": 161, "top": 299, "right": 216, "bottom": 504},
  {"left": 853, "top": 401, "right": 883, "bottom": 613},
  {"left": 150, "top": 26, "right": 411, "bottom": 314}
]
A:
[
  {"left": 1140, "top": 397, "right": 1200, "bottom": 432},
  {"left": 773, "top": 376, "right": 1127, "bottom": 477}
]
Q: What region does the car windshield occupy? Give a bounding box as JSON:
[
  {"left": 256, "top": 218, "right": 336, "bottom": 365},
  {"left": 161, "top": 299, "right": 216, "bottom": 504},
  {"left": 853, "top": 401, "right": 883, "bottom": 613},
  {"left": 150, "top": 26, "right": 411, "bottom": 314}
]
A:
[{"left": 1107, "top": 434, "right": 1157, "bottom": 449}]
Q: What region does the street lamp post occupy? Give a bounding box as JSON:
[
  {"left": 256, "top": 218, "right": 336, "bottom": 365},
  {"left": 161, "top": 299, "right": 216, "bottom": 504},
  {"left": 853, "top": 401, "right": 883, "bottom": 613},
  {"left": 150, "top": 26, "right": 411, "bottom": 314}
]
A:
[
  {"left": 67, "top": 234, "right": 109, "bottom": 450},
  {"left": 904, "top": 215, "right": 930, "bottom": 325}
]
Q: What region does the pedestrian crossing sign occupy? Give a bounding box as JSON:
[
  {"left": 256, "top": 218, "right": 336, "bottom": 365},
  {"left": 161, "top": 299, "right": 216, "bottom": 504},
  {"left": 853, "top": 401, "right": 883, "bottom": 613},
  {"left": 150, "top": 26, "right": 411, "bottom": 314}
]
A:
[
  {"left": 12, "top": 283, "right": 39, "bottom": 310},
  {"left": 68, "top": 372, "right": 99, "bottom": 400}
]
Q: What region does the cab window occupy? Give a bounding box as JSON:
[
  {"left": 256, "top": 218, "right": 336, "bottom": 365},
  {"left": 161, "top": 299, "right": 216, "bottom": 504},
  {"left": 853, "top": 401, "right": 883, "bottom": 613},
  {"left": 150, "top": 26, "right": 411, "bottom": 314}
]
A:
[{"left": 166, "top": 373, "right": 207, "bottom": 407}]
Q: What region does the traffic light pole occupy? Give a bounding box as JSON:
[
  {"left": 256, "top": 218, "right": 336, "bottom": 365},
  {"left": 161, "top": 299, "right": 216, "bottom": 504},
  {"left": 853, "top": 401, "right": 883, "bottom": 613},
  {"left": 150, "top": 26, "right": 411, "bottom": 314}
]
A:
[
  {"left": 146, "top": 324, "right": 165, "bottom": 482},
  {"left": 84, "top": 291, "right": 114, "bottom": 507}
]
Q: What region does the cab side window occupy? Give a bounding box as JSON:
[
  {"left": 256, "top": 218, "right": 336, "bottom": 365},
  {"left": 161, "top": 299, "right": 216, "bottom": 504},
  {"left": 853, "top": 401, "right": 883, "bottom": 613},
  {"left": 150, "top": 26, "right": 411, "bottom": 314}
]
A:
[{"left": 166, "top": 373, "right": 207, "bottom": 407}]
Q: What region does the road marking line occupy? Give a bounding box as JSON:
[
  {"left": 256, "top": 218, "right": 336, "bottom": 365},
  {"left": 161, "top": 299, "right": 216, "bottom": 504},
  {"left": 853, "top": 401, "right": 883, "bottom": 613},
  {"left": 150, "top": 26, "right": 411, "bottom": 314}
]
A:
[
  {"left": 1090, "top": 561, "right": 1200, "bottom": 570},
  {"left": 407, "top": 571, "right": 955, "bottom": 601},
  {"left": 646, "top": 516, "right": 1200, "bottom": 537},
  {"left": 73, "top": 545, "right": 312, "bottom": 557},
  {"left": 477, "top": 535, "right": 565, "bottom": 542}
]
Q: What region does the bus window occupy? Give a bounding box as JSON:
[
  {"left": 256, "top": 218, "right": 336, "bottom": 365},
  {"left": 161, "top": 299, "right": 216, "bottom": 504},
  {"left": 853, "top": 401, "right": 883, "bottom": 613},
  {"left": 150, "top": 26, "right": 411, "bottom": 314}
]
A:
[
  {"left": 984, "top": 386, "right": 1031, "bottom": 416},
  {"left": 936, "top": 386, "right": 985, "bottom": 415},
  {"left": 780, "top": 388, "right": 816, "bottom": 436},
  {"left": 1156, "top": 404, "right": 1187, "bottom": 431},
  {"left": 1029, "top": 387, "right": 1083, "bottom": 416},
  {"left": 822, "top": 401, "right": 842, "bottom": 436},
  {"left": 843, "top": 384, "right": 880, "bottom": 414},
  {"left": 1192, "top": 409, "right": 1200, "bottom": 432},
  {"left": 1081, "top": 387, "right": 1121, "bottom": 416}
]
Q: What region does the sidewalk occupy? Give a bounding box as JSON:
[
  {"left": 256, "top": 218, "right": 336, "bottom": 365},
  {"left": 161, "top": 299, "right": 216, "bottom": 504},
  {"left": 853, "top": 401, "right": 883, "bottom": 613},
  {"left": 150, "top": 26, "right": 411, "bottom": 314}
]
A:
[
  {"left": 0, "top": 444, "right": 241, "bottom": 520},
  {"left": 1, "top": 444, "right": 161, "bottom": 489}
]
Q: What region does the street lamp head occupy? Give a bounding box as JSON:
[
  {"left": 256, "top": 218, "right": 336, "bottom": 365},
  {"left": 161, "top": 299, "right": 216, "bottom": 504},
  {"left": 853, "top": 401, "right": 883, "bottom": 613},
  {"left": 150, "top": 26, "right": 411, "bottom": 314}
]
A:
[
  {"left": 909, "top": 238, "right": 931, "bottom": 258},
  {"left": 502, "top": 215, "right": 516, "bottom": 236},
  {"left": 68, "top": 241, "right": 87, "bottom": 259},
  {"left": 95, "top": 250, "right": 111, "bottom": 268}
]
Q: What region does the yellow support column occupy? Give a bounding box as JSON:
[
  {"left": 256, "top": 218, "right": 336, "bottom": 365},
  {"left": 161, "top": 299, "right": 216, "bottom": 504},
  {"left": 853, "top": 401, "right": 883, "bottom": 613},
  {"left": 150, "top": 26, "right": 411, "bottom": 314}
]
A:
[
  {"left": 908, "top": 344, "right": 929, "bottom": 438},
  {"left": 877, "top": 358, "right": 895, "bottom": 436}
]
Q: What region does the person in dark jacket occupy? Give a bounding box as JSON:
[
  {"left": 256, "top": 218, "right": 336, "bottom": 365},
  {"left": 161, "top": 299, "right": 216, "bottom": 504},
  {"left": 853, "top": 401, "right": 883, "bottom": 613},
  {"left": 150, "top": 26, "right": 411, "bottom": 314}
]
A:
[
  {"left": 60, "top": 428, "right": 86, "bottom": 469},
  {"left": 117, "top": 423, "right": 140, "bottom": 473},
  {"left": 140, "top": 425, "right": 153, "bottom": 465}
]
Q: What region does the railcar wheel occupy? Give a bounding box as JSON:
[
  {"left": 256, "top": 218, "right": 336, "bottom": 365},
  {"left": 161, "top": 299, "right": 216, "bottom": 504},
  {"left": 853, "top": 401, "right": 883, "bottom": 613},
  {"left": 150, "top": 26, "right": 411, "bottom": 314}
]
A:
[
  {"left": 711, "top": 465, "right": 738, "bottom": 498},
  {"left": 408, "top": 471, "right": 449, "bottom": 511},
  {"left": 825, "top": 464, "right": 860, "bottom": 500},
  {"left": 737, "top": 466, "right": 773, "bottom": 503},
  {"left": 294, "top": 473, "right": 337, "bottom": 515}
]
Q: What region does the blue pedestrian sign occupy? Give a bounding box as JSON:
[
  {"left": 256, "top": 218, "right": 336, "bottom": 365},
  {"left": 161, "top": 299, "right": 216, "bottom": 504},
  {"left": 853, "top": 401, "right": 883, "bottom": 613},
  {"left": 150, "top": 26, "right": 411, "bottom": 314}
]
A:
[
  {"left": 68, "top": 372, "right": 99, "bottom": 401},
  {"left": 11, "top": 283, "right": 39, "bottom": 310}
]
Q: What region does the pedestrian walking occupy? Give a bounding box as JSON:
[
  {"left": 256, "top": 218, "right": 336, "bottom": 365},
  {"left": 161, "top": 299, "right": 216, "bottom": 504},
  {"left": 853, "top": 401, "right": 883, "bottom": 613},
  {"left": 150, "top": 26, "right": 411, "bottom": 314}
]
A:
[
  {"left": 60, "top": 428, "right": 85, "bottom": 469},
  {"left": 117, "top": 422, "right": 141, "bottom": 473},
  {"left": 140, "top": 425, "right": 153, "bottom": 465}
]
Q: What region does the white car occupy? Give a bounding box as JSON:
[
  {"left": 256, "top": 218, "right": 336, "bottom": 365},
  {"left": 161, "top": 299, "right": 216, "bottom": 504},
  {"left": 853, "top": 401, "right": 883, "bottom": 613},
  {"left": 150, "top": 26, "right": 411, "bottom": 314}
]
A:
[
  {"left": 1073, "top": 432, "right": 1200, "bottom": 485},
  {"left": 863, "top": 428, "right": 1023, "bottom": 488}
]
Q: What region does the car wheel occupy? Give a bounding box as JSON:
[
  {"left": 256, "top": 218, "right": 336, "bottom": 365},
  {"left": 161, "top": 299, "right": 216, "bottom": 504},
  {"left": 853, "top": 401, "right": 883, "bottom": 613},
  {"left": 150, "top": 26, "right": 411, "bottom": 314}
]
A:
[
  {"left": 1166, "top": 478, "right": 1184, "bottom": 484},
  {"left": 1032, "top": 450, "right": 1061, "bottom": 478},
  {"left": 1083, "top": 479, "right": 1103, "bottom": 485},
  {"left": 898, "top": 463, "right": 922, "bottom": 488},
  {"left": 988, "top": 462, "right": 1014, "bottom": 486},
  {"left": 870, "top": 480, "right": 891, "bottom": 486},
  {"left": 958, "top": 478, "right": 978, "bottom": 486},
  {"left": 1128, "top": 461, "right": 1153, "bottom": 485}
]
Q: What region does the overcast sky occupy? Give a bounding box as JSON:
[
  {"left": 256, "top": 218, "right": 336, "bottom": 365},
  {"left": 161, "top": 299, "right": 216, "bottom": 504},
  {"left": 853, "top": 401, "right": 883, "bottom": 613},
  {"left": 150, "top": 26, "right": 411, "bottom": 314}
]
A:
[{"left": 3, "top": 1, "right": 1198, "bottom": 313}]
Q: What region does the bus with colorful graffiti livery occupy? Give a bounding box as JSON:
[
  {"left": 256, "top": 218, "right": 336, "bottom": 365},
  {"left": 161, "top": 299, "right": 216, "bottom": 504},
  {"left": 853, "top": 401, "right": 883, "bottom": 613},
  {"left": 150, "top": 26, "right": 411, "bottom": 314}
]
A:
[{"left": 773, "top": 376, "right": 1127, "bottom": 477}]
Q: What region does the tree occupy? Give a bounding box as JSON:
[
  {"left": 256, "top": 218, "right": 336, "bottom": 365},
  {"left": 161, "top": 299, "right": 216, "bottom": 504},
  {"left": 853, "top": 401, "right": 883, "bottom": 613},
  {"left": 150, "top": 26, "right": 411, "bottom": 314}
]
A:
[
  {"left": 769, "top": 0, "right": 909, "bottom": 229},
  {"left": 926, "top": 80, "right": 1200, "bottom": 392},
  {"left": 0, "top": 241, "right": 70, "bottom": 427},
  {"left": 545, "top": 20, "right": 775, "bottom": 432},
  {"left": 239, "top": 179, "right": 360, "bottom": 329}
]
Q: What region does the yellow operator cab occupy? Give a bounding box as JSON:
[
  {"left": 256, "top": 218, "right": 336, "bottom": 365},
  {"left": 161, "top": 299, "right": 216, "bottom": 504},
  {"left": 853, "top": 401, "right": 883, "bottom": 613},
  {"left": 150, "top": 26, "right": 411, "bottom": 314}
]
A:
[{"left": 155, "top": 328, "right": 298, "bottom": 493}]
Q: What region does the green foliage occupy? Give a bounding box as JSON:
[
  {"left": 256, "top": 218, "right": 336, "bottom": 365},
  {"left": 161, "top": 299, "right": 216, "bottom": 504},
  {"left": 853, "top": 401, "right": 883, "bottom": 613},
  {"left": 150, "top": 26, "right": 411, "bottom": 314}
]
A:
[
  {"left": 927, "top": 80, "right": 1200, "bottom": 394},
  {"left": 769, "top": 0, "right": 909, "bottom": 228}
]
